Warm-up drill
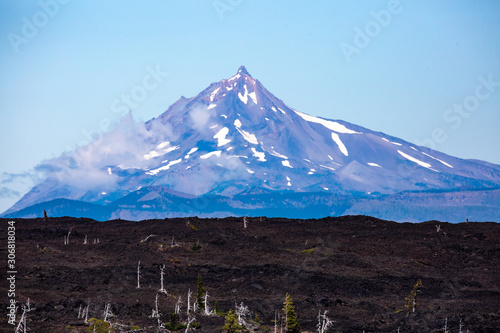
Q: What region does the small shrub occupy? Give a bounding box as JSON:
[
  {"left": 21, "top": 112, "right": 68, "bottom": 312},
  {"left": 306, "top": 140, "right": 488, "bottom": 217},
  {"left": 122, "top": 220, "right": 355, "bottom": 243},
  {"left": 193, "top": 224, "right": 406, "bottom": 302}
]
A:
[
  {"left": 192, "top": 242, "right": 202, "bottom": 251},
  {"left": 395, "top": 279, "right": 424, "bottom": 315},
  {"left": 164, "top": 322, "right": 187, "bottom": 331},
  {"left": 197, "top": 274, "right": 206, "bottom": 311},
  {"left": 215, "top": 300, "right": 225, "bottom": 316},
  {"left": 301, "top": 248, "right": 316, "bottom": 254},
  {"left": 283, "top": 293, "right": 300, "bottom": 333},
  {"left": 222, "top": 310, "right": 245, "bottom": 332},
  {"left": 190, "top": 321, "right": 201, "bottom": 329},
  {"left": 86, "top": 318, "right": 114, "bottom": 333},
  {"left": 165, "top": 312, "right": 201, "bottom": 331}
]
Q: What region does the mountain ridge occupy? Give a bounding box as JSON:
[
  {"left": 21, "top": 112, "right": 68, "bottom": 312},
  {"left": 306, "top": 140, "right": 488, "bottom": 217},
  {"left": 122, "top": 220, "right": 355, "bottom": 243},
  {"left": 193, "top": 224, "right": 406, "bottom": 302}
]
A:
[{"left": 4, "top": 66, "right": 500, "bottom": 222}]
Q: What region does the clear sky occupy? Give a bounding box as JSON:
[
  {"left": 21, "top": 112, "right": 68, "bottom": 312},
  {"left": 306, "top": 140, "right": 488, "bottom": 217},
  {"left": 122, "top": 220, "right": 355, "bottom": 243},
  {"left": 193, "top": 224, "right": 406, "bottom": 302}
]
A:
[{"left": 1, "top": 0, "right": 500, "bottom": 213}]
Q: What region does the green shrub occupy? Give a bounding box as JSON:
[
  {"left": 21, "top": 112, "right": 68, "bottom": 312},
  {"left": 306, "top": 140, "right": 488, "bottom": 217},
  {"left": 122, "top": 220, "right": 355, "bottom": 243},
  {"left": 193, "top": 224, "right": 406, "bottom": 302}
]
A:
[
  {"left": 164, "top": 322, "right": 187, "bottom": 330},
  {"left": 301, "top": 248, "right": 316, "bottom": 254},
  {"left": 86, "top": 318, "right": 114, "bottom": 333},
  {"left": 190, "top": 321, "right": 201, "bottom": 329},
  {"left": 164, "top": 313, "right": 201, "bottom": 331},
  {"left": 215, "top": 300, "right": 225, "bottom": 316},
  {"left": 222, "top": 310, "right": 246, "bottom": 332},
  {"left": 197, "top": 274, "right": 206, "bottom": 311},
  {"left": 282, "top": 293, "right": 300, "bottom": 333}
]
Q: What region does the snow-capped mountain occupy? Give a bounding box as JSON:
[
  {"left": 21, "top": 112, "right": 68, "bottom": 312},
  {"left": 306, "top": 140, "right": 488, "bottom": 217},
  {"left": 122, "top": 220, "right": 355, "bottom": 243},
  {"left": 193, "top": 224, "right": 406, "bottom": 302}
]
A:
[{"left": 4, "top": 66, "right": 500, "bottom": 222}]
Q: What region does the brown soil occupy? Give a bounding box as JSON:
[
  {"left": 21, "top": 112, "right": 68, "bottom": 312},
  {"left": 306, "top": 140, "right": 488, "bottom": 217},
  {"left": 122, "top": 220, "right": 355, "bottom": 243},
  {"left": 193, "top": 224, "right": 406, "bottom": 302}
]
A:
[{"left": 1, "top": 216, "right": 499, "bottom": 332}]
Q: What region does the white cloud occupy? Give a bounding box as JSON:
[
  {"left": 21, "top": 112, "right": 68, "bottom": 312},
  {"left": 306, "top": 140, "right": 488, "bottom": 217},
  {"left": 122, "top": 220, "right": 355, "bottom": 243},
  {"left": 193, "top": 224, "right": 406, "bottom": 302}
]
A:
[
  {"left": 33, "top": 113, "right": 177, "bottom": 192},
  {"left": 189, "top": 105, "right": 212, "bottom": 132}
]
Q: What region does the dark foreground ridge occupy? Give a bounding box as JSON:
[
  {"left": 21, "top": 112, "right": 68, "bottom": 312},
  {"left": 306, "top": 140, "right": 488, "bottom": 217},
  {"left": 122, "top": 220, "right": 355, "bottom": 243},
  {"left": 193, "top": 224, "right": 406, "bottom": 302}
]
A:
[{"left": 0, "top": 216, "right": 499, "bottom": 332}]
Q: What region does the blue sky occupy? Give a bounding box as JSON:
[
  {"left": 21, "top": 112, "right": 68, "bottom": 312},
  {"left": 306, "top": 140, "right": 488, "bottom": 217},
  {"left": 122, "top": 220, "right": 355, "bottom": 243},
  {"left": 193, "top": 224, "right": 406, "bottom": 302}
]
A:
[{"left": 1, "top": 0, "right": 500, "bottom": 213}]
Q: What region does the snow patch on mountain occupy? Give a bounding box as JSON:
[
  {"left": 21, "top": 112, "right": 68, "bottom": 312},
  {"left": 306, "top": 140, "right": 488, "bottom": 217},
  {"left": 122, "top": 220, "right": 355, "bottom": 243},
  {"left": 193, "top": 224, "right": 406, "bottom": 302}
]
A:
[
  {"left": 145, "top": 143, "right": 180, "bottom": 160},
  {"left": 398, "top": 150, "right": 431, "bottom": 169},
  {"left": 184, "top": 148, "right": 198, "bottom": 159},
  {"left": 144, "top": 150, "right": 160, "bottom": 160},
  {"left": 422, "top": 152, "right": 453, "bottom": 168},
  {"left": 382, "top": 138, "right": 402, "bottom": 146},
  {"left": 268, "top": 148, "right": 288, "bottom": 159},
  {"left": 210, "top": 87, "right": 220, "bottom": 102},
  {"left": 213, "top": 127, "right": 231, "bottom": 147},
  {"left": 228, "top": 74, "right": 240, "bottom": 82},
  {"left": 236, "top": 128, "right": 258, "bottom": 144},
  {"left": 238, "top": 84, "right": 257, "bottom": 105},
  {"left": 251, "top": 148, "right": 266, "bottom": 162},
  {"left": 200, "top": 151, "right": 222, "bottom": 159},
  {"left": 294, "top": 110, "right": 359, "bottom": 134},
  {"left": 157, "top": 141, "right": 170, "bottom": 149},
  {"left": 331, "top": 132, "right": 348, "bottom": 156},
  {"left": 146, "top": 158, "right": 182, "bottom": 175},
  {"left": 319, "top": 164, "right": 335, "bottom": 171},
  {"left": 164, "top": 146, "right": 180, "bottom": 154}
]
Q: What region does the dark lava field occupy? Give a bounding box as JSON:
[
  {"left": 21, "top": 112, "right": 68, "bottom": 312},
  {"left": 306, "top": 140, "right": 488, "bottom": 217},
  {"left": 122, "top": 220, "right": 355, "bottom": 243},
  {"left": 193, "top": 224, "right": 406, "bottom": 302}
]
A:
[{"left": 1, "top": 216, "right": 499, "bottom": 332}]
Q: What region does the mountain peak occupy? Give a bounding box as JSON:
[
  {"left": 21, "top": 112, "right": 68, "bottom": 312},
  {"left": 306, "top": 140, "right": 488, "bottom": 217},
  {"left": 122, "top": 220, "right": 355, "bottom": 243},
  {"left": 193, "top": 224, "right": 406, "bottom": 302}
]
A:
[
  {"left": 5, "top": 67, "right": 500, "bottom": 223},
  {"left": 237, "top": 65, "right": 251, "bottom": 77}
]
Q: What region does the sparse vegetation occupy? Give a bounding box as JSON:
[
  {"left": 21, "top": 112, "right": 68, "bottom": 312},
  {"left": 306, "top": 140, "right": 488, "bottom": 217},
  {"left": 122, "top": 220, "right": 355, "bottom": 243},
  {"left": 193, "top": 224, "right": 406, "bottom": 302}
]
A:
[
  {"left": 282, "top": 293, "right": 300, "bottom": 333},
  {"left": 301, "top": 248, "right": 316, "bottom": 254},
  {"left": 222, "top": 310, "right": 246, "bottom": 332},
  {"left": 5, "top": 216, "right": 499, "bottom": 331},
  {"left": 196, "top": 274, "right": 206, "bottom": 311},
  {"left": 86, "top": 318, "right": 114, "bottom": 332},
  {"left": 164, "top": 312, "right": 186, "bottom": 331},
  {"left": 395, "top": 279, "right": 424, "bottom": 315},
  {"left": 215, "top": 300, "right": 224, "bottom": 316}
]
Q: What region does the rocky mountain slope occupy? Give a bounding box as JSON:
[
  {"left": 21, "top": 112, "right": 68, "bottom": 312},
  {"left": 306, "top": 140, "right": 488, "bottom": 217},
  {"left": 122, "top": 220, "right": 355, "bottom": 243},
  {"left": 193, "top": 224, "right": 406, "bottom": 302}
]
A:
[{"left": 3, "top": 66, "right": 500, "bottom": 221}]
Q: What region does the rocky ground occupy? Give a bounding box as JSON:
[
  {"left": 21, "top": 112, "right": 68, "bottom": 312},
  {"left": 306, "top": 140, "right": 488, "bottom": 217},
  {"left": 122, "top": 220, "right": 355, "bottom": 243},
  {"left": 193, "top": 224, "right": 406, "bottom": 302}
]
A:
[{"left": 0, "top": 215, "right": 499, "bottom": 332}]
